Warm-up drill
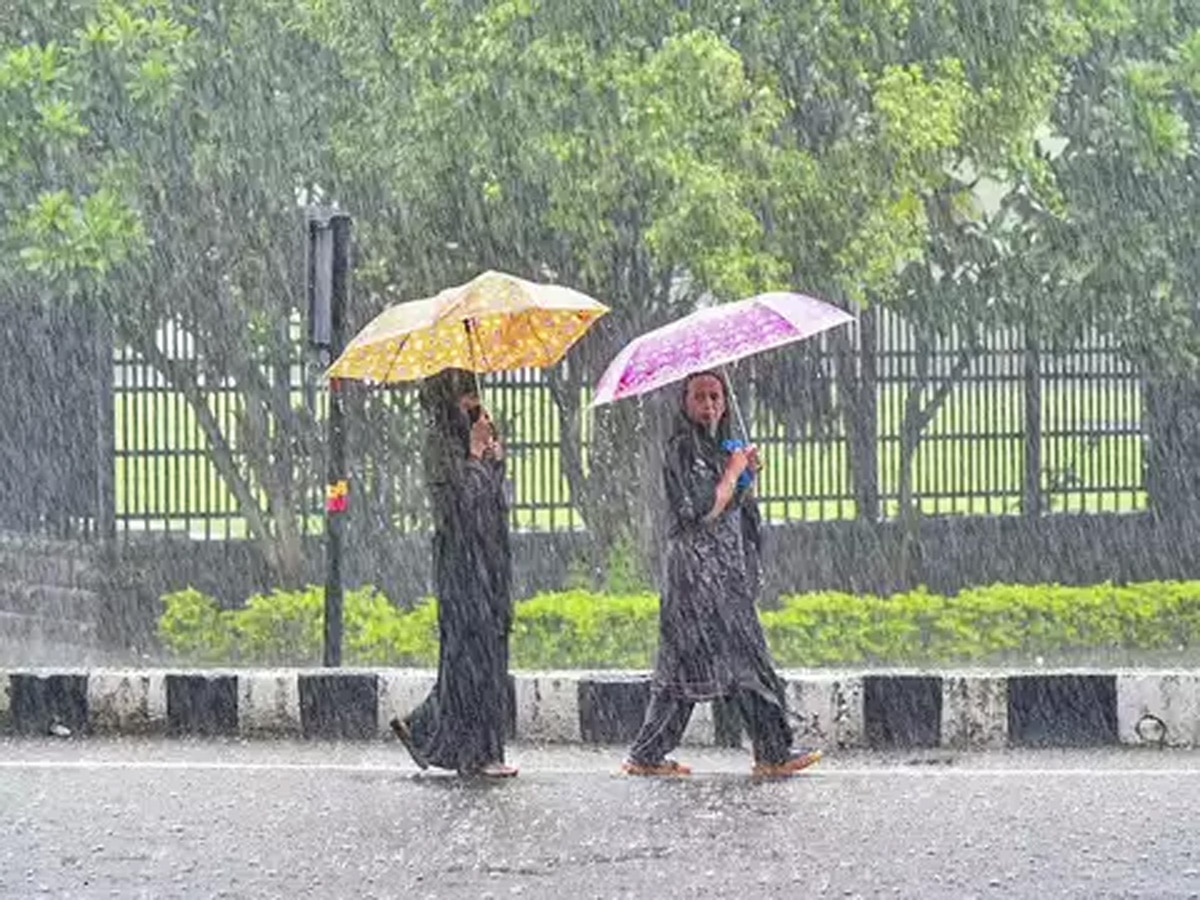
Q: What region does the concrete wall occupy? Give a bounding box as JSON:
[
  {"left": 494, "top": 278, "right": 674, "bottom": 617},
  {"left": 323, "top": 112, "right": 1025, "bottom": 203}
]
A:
[
  {"left": 9, "top": 510, "right": 1200, "bottom": 664},
  {"left": 111, "top": 510, "right": 1200, "bottom": 612}
]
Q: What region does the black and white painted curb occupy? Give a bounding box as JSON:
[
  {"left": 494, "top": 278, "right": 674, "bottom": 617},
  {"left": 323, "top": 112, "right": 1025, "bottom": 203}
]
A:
[{"left": 1, "top": 669, "right": 1196, "bottom": 749}]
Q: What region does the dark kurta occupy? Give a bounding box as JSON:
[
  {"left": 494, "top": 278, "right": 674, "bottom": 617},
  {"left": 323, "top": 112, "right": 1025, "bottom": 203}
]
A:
[
  {"left": 406, "top": 396, "right": 512, "bottom": 771},
  {"left": 650, "top": 422, "right": 785, "bottom": 706}
]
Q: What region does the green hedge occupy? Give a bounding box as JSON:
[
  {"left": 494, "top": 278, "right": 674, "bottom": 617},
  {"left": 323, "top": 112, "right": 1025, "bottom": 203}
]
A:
[{"left": 158, "top": 581, "right": 1200, "bottom": 668}]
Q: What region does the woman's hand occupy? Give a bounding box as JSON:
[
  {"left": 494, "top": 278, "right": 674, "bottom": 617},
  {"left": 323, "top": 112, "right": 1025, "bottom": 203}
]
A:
[
  {"left": 746, "top": 445, "right": 763, "bottom": 473},
  {"left": 724, "top": 447, "right": 750, "bottom": 481},
  {"left": 469, "top": 412, "right": 494, "bottom": 460},
  {"left": 485, "top": 429, "right": 504, "bottom": 461}
]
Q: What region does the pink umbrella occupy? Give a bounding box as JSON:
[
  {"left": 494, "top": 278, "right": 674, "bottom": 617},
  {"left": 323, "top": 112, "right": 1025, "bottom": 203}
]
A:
[{"left": 592, "top": 292, "right": 854, "bottom": 430}]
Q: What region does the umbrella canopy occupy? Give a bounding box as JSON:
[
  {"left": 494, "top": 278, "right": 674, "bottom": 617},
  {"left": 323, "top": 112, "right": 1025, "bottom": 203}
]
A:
[
  {"left": 327, "top": 270, "right": 609, "bottom": 383},
  {"left": 592, "top": 292, "right": 854, "bottom": 407}
]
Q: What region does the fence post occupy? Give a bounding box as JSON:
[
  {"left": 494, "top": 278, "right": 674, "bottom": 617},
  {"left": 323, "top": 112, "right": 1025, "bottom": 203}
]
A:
[
  {"left": 1022, "top": 329, "right": 1042, "bottom": 516},
  {"left": 94, "top": 305, "right": 116, "bottom": 544},
  {"left": 856, "top": 307, "right": 880, "bottom": 521}
]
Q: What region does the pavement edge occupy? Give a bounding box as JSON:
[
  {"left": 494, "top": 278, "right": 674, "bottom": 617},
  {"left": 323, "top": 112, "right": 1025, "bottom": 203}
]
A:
[{"left": 0, "top": 668, "right": 1195, "bottom": 748}]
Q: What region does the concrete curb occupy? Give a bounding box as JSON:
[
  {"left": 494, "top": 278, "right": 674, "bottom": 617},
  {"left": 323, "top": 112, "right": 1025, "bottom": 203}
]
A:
[{"left": 0, "top": 668, "right": 1195, "bottom": 749}]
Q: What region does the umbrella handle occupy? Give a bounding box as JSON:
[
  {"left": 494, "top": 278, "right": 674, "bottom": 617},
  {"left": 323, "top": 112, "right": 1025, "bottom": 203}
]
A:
[
  {"left": 722, "top": 368, "right": 755, "bottom": 490},
  {"left": 724, "top": 367, "right": 750, "bottom": 442},
  {"left": 464, "top": 318, "right": 487, "bottom": 406}
]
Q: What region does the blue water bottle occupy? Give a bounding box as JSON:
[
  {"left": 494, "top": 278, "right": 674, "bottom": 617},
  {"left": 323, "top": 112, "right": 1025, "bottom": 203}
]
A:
[{"left": 721, "top": 438, "right": 755, "bottom": 489}]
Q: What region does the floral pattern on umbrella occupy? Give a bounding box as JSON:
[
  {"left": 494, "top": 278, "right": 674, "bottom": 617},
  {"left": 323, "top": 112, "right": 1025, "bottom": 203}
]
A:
[
  {"left": 328, "top": 270, "right": 609, "bottom": 384},
  {"left": 592, "top": 292, "right": 854, "bottom": 406}
]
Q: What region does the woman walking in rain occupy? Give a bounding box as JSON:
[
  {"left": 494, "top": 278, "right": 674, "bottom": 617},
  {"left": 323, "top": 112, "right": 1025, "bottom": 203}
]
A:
[
  {"left": 391, "top": 368, "right": 517, "bottom": 777},
  {"left": 623, "top": 371, "right": 821, "bottom": 777}
]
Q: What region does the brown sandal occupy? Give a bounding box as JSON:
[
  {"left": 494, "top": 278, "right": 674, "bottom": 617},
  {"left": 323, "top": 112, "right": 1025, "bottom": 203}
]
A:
[
  {"left": 752, "top": 749, "right": 822, "bottom": 777},
  {"left": 621, "top": 758, "right": 693, "bottom": 776}
]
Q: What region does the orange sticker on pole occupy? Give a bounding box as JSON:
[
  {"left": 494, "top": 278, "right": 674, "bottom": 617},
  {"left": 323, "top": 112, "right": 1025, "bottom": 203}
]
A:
[{"left": 326, "top": 479, "right": 349, "bottom": 513}]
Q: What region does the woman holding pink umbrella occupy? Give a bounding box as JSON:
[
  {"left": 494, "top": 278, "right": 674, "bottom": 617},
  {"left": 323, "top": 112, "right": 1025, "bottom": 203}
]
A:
[
  {"left": 592, "top": 292, "right": 853, "bottom": 776},
  {"left": 621, "top": 370, "right": 820, "bottom": 776}
]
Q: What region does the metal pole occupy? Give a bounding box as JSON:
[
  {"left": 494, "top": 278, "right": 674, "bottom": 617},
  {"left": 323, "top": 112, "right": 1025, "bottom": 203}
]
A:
[
  {"left": 322, "top": 212, "right": 352, "bottom": 667},
  {"left": 722, "top": 366, "right": 750, "bottom": 440}
]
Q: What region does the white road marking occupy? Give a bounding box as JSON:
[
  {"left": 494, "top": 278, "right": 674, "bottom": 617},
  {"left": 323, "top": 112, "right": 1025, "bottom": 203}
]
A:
[{"left": 1, "top": 759, "right": 1199, "bottom": 777}]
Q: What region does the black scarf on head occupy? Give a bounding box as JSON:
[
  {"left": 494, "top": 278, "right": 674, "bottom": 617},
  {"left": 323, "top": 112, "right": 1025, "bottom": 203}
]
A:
[
  {"left": 420, "top": 368, "right": 476, "bottom": 485},
  {"left": 673, "top": 371, "right": 762, "bottom": 554}
]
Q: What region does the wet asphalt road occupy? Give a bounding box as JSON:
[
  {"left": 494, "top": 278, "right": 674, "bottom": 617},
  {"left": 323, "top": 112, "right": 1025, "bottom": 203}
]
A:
[{"left": 2, "top": 739, "right": 1200, "bottom": 899}]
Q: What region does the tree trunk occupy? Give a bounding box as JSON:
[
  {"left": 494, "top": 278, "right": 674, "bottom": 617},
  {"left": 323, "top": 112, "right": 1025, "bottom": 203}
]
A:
[
  {"left": 894, "top": 340, "right": 979, "bottom": 588},
  {"left": 1022, "top": 330, "right": 1043, "bottom": 516},
  {"left": 546, "top": 365, "right": 605, "bottom": 588},
  {"left": 835, "top": 307, "right": 879, "bottom": 521},
  {"left": 1144, "top": 376, "right": 1200, "bottom": 521},
  {"left": 130, "top": 336, "right": 309, "bottom": 587}
]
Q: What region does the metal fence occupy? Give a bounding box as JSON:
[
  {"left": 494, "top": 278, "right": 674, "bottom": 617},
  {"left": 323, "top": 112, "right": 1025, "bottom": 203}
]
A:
[
  {"left": 110, "top": 309, "right": 1148, "bottom": 538},
  {"left": 868, "top": 310, "right": 1144, "bottom": 518}
]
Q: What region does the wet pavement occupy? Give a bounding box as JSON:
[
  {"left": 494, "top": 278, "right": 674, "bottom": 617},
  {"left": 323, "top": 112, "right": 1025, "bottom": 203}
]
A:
[{"left": 2, "top": 738, "right": 1199, "bottom": 899}]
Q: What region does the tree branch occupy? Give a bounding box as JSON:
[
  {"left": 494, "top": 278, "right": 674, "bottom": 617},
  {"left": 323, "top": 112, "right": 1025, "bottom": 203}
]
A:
[
  {"left": 129, "top": 335, "right": 274, "bottom": 546},
  {"left": 907, "top": 343, "right": 979, "bottom": 444}
]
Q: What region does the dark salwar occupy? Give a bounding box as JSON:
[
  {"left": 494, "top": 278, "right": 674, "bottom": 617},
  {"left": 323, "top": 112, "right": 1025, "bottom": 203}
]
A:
[
  {"left": 405, "top": 375, "right": 512, "bottom": 772},
  {"left": 628, "top": 413, "right": 794, "bottom": 766}
]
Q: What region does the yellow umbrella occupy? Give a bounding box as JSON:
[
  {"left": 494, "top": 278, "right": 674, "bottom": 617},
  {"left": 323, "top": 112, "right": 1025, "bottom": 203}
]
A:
[{"left": 326, "top": 270, "right": 609, "bottom": 383}]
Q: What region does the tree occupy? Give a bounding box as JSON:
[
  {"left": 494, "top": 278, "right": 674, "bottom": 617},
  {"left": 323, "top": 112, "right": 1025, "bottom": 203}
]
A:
[
  {"left": 9, "top": 0, "right": 1196, "bottom": 593},
  {"left": 2, "top": 0, "right": 351, "bottom": 584},
  {"left": 1029, "top": 1, "right": 1200, "bottom": 517},
  {"left": 289, "top": 0, "right": 794, "bottom": 574},
  {"left": 715, "top": 1, "right": 1088, "bottom": 522},
  {"left": 724, "top": 0, "right": 1200, "bottom": 533},
  {"left": 292, "top": 0, "right": 1103, "bottom": 562}
]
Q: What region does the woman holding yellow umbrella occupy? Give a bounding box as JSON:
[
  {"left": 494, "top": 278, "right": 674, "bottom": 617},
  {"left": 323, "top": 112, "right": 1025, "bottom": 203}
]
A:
[
  {"left": 401, "top": 367, "right": 512, "bottom": 776},
  {"left": 328, "top": 270, "right": 608, "bottom": 777}
]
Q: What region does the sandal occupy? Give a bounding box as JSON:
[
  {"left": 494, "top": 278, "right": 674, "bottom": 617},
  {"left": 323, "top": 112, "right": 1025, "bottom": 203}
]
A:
[
  {"left": 751, "top": 748, "right": 823, "bottom": 777},
  {"left": 621, "top": 758, "right": 693, "bottom": 776}
]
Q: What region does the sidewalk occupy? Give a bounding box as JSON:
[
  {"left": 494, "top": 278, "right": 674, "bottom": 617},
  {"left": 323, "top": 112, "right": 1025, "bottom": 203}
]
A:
[{"left": 2, "top": 667, "right": 1195, "bottom": 749}]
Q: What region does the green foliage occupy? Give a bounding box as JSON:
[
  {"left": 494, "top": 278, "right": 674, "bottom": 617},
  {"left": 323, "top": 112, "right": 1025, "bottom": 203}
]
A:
[
  {"left": 510, "top": 591, "right": 658, "bottom": 669},
  {"left": 602, "top": 530, "right": 653, "bottom": 595},
  {"left": 158, "top": 585, "right": 438, "bottom": 666},
  {"left": 17, "top": 187, "right": 146, "bottom": 277},
  {"left": 1, "top": 2, "right": 196, "bottom": 286},
  {"left": 9, "top": 0, "right": 1200, "bottom": 580},
  {"left": 561, "top": 528, "right": 653, "bottom": 594},
  {"left": 156, "top": 587, "right": 233, "bottom": 663},
  {"left": 159, "top": 580, "right": 1200, "bottom": 669},
  {"left": 763, "top": 581, "right": 1200, "bottom": 665},
  {"left": 2, "top": 1, "right": 347, "bottom": 584}
]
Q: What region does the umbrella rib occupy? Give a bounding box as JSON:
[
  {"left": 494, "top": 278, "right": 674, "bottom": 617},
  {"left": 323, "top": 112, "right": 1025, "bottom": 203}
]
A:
[
  {"left": 382, "top": 332, "right": 412, "bottom": 382},
  {"left": 524, "top": 313, "right": 558, "bottom": 369},
  {"left": 467, "top": 316, "right": 492, "bottom": 373}
]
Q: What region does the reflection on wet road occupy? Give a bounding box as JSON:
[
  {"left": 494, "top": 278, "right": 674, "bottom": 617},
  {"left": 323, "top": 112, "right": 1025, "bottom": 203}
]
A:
[{"left": 2, "top": 739, "right": 1198, "bottom": 899}]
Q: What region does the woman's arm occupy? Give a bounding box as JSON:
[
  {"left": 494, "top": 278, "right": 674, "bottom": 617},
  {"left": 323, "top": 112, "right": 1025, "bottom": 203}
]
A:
[
  {"left": 705, "top": 451, "right": 749, "bottom": 521},
  {"left": 663, "top": 438, "right": 750, "bottom": 525}
]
